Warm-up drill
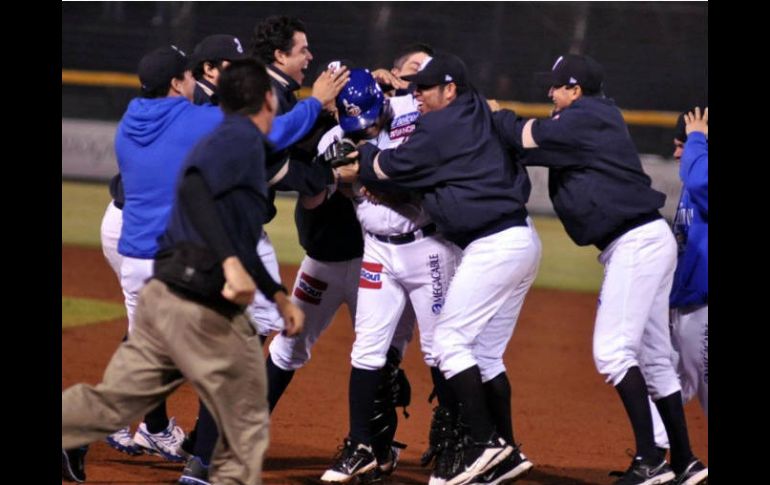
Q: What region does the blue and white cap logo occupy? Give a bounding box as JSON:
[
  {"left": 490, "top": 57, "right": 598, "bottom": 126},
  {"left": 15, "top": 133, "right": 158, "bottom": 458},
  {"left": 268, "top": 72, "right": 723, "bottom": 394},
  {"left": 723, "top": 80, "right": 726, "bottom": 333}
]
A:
[{"left": 342, "top": 98, "right": 362, "bottom": 116}]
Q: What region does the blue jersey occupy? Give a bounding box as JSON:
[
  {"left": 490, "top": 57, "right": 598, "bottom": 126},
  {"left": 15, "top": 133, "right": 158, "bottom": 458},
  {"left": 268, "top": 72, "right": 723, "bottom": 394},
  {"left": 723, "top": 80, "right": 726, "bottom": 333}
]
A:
[{"left": 670, "top": 132, "right": 708, "bottom": 307}]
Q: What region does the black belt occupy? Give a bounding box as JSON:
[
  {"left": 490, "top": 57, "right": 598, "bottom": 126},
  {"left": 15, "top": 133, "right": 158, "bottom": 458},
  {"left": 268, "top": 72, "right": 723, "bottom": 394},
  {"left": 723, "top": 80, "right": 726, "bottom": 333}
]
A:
[{"left": 369, "top": 223, "right": 437, "bottom": 245}]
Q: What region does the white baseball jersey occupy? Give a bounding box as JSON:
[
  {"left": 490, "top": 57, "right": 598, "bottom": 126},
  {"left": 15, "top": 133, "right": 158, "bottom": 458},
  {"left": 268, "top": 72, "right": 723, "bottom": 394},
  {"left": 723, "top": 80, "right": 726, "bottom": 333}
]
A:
[
  {"left": 271, "top": 95, "right": 431, "bottom": 372},
  {"left": 319, "top": 94, "right": 465, "bottom": 371}
]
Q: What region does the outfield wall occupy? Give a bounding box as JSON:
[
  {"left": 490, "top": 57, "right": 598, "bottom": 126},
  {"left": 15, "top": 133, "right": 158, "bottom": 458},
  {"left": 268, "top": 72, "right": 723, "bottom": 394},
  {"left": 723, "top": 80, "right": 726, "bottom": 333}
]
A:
[{"left": 62, "top": 118, "right": 680, "bottom": 220}]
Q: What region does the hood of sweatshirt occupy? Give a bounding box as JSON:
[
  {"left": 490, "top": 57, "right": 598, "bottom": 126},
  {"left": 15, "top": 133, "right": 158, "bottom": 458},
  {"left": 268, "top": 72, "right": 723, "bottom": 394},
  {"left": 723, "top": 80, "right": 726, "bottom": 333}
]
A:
[{"left": 119, "top": 96, "right": 192, "bottom": 147}]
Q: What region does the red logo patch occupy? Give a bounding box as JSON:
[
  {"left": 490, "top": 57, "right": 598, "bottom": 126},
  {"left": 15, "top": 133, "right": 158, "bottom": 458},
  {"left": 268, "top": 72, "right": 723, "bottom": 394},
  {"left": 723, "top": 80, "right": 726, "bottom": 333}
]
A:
[
  {"left": 359, "top": 261, "right": 383, "bottom": 289},
  {"left": 293, "top": 272, "right": 328, "bottom": 305}
]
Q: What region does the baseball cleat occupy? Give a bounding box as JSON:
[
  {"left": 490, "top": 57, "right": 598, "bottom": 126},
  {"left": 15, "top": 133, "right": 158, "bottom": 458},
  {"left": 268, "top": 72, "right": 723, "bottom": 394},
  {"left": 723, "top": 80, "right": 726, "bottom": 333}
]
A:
[
  {"left": 674, "top": 459, "right": 707, "bottom": 485},
  {"left": 321, "top": 438, "right": 378, "bottom": 483},
  {"left": 611, "top": 456, "right": 675, "bottom": 485},
  {"left": 62, "top": 446, "right": 88, "bottom": 483},
  {"left": 133, "top": 417, "right": 189, "bottom": 462},
  {"left": 106, "top": 426, "right": 143, "bottom": 456}
]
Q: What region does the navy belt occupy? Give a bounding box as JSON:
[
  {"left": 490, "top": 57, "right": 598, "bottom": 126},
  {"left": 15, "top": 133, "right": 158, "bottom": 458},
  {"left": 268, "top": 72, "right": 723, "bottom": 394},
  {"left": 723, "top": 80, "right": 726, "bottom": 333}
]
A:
[{"left": 369, "top": 223, "right": 437, "bottom": 245}]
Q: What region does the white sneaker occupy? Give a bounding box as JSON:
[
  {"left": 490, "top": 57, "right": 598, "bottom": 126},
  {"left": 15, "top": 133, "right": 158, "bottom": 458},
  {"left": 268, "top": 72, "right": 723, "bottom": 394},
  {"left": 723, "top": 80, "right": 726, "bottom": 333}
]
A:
[
  {"left": 132, "top": 417, "right": 189, "bottom": 462},
  {"left": 105, "top": 426, "right": 142, "bottom": 456}
]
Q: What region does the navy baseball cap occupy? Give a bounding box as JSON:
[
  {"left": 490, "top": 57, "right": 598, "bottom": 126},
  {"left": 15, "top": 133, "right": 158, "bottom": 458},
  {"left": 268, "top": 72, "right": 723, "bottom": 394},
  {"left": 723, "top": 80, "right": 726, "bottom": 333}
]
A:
[
  {"left": 189, "top": 34, "right": 249, "bottom": 67},
  {"left": 675, "top": 112, "right": 687, "bottom": 142},
  {"left": 400, "top": 51, "right": 468, "bottom": 88},
  {"left": 536, "top": 54, "right": 604, "bottom": 93},
  {"left": 138, "top": 45, "right": 188, "bottom": 92}
]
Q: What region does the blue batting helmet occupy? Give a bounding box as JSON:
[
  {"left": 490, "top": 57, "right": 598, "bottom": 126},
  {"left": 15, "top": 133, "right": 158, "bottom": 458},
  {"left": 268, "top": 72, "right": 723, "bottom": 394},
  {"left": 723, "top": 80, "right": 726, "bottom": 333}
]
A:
[{"left": 336, "top": 68, "right": 385, "bottom": 133}]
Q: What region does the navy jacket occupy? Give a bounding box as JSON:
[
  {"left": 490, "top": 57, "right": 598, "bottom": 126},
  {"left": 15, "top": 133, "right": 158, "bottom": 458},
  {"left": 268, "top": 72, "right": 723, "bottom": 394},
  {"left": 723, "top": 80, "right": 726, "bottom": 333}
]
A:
[
  {"left": 358, "top": 89, "right": 530, "bottom": 249},
  {"left": 494, "top": 95, "right": 664, "bottom": 249},
  {"left": 159, "top": 115, "right": 270, "bottom": 287}
]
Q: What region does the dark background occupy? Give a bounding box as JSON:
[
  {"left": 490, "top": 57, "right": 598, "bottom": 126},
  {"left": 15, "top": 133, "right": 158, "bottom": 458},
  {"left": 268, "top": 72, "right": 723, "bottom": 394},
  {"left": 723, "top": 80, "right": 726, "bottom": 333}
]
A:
[{"left": 62, "top": 1, "right": 708, "bottom": 155}]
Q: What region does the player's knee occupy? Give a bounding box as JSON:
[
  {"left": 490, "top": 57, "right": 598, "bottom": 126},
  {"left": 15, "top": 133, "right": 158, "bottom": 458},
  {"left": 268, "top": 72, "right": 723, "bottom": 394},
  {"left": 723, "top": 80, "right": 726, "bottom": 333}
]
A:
[
  {"left": 477, "top": 359, "right": 505, "bottom": 383},
  {"left": 351, "top": 350, "right": 386, "bottom": 371},
  {"left": 269, "top": 340, "right": 311, "bottom": 371}
]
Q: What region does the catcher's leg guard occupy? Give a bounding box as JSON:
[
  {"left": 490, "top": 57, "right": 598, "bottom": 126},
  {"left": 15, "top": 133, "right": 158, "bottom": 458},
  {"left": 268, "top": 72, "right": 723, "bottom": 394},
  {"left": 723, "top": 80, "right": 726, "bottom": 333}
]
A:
[{"left": 370, "top": 347, "right": 411, "bottom": 463}]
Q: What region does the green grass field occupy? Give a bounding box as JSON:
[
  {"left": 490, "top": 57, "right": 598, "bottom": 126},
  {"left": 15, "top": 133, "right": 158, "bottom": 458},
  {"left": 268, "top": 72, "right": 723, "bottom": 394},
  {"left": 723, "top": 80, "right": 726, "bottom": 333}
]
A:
[
  {"left": 62, "top": 181, "right": 604, "bottom": 326},
  {"left": 63, "top": 180, "right": 604, "bottom": 292}
]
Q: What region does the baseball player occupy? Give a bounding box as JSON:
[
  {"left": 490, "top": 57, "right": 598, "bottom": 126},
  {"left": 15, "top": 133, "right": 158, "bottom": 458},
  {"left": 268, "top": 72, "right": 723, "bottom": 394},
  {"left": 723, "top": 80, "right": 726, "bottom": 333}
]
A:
[
  {"left": 249, "top": 15, "right": 363, "bottom": 411},
  {"left": 354, "top": 51, "right": 542, "bottom": 485},
  {"left": 63, "top": 58, "right": 304, "bottom": 485},
  {"left": 669, "top": 107, "right": 708, "bottom": 416},
  {"left": 493, "top": 54, "right": 706, "bottom": 485},
  {"left": 177, "top": 31, "right": 350, "bottom": 485},
  {"left": 318, "top": 68, "right": 462, "bottom": 483},
  {"left": 104, "top": 45, "right": 221, "bottom": 462}
]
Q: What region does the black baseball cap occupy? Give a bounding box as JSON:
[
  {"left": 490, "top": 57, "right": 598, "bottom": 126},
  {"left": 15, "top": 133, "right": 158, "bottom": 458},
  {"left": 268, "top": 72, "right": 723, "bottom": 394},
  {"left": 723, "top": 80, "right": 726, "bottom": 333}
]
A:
[
  {"left": 675, "top": 112, "right": 687, "bottom": 142},
  {"left": 138, "top": 45, "right": 188, "bottom": 92},
  {"left": 190, "top": 34, "right": 249, "bottom": 67},
  {"left": 400, "top": 51, "right": 468, "bottom": 88},
  {"left": 536, "top": 53, "right": 604, "bottom": 93}
]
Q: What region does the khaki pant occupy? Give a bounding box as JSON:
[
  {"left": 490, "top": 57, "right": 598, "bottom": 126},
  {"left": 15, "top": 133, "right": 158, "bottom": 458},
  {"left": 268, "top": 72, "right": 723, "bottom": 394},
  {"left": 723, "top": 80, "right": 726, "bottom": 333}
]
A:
[{"left": 62, "top": 279, "right": 269, "bottom": 485}]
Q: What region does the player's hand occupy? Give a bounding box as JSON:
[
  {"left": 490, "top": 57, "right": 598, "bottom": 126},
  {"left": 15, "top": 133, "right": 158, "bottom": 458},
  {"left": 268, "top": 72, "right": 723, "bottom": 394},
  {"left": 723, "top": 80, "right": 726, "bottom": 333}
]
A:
[
  {"left": 311, "top": 65, "right": 351, "bottom": 109},
  {"left": 371, "top": 68, "right": 409, "bottom": 91},
  {"left": 335, "top": 159, "right": 359, "bottom": 183},
  {"left": 275, "top": 292, "right": 304, "bottom": 337},
  {"left": 221, "top": 256, "right": 256, "bottom": 305},
  {"left": 684, "top": 106, "right": 708, "bottom": 138}
]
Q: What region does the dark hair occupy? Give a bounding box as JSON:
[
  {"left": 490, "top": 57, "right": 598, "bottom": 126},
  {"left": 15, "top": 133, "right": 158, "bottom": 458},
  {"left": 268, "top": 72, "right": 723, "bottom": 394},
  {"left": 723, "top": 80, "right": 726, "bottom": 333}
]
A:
[
  {"left": 393, "top": 43, "right": 434, "bottom": 70},
  {"left": 141, "top": 72, "right": 187, "bottom": 99},
  {"left": 192, "top": 59, "right": 227, "bottom": 81},
  {"left": 251, "top": 15, "right": 307, "bottom": 64},
  {"left": 218, "top": 59, "right": 271, "bottom": 115}
]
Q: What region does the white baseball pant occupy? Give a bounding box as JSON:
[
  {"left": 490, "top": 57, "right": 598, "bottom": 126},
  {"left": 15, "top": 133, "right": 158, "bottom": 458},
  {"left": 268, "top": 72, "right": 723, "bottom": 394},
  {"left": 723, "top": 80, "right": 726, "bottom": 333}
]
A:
[
  {"left": 433, "top": 221, "right": 541, "bottom": 382},
  {"left": 593, "top": 219, "right": 680, "bottom": 399},
  {"left": 351, "top": 233, "right": 462, "bottom": 371},
  {"left": 100, "top": 200, "right": 123, "bottom": 277},
  {"left": 671, "top": 304, "right": 708, "bottom": 416},
  {"left": 247, "top": 232, "right": 283, "bottom": 335},
  {"left": 269, "top": 256, "right": 362, "bottom": 371}
]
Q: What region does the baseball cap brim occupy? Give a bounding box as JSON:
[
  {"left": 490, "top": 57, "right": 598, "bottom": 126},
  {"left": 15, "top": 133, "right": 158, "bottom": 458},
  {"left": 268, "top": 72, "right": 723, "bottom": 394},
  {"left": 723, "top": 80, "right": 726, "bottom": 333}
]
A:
[{"left": 401, "top": 71, "right": 442, "bottom": 87}]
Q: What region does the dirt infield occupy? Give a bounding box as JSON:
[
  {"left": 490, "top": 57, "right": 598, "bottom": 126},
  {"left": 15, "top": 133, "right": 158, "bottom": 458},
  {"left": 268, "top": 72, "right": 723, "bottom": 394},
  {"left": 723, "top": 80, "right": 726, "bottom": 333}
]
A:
[{"left": 62, "top": 245, "right": 707, "bottom": 485}]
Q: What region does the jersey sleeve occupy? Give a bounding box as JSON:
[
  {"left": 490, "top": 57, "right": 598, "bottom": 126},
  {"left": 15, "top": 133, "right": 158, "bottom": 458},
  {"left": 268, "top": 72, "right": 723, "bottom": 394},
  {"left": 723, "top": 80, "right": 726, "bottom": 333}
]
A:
[
  {"left": 358, "top": 123, "right": 443, "bottom": 190},
  {"left": 681, "top": 132, "right": 708, "bottom": 217},
  {"left": 267, "top": 97, "right": 322, "bottom": 151}
]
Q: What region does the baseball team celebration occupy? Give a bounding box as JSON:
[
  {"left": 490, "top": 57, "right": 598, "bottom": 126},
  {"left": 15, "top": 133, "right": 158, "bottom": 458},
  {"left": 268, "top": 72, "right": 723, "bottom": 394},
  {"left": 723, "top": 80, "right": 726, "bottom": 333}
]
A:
[{"left": 62, "top": 3, "right": 708, "bottom": 484}]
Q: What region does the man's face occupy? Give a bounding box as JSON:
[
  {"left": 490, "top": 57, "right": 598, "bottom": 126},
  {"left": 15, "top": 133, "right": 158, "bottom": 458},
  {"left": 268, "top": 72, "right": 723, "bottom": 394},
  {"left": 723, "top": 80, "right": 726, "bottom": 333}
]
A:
[
  {"left": 278, "top": 31, "right": 313, "bottom": 84},
  {"left": 179, "top": 70, "right": 196, "bottom": 101},
  {"left": 414, "top": 84, "right": 452, "bottom": 114},
  {"left": 548, "top": 84, "right": 579, "bottom": 113},
  {"left": 396, "top": 52, "right": 431, "bottom": 78},
  {"left": 673, "top": 138, "right": 685, "bottom": 161},
  {"left": 206, "top": 60, "right": 231, "bottom": 86}
]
